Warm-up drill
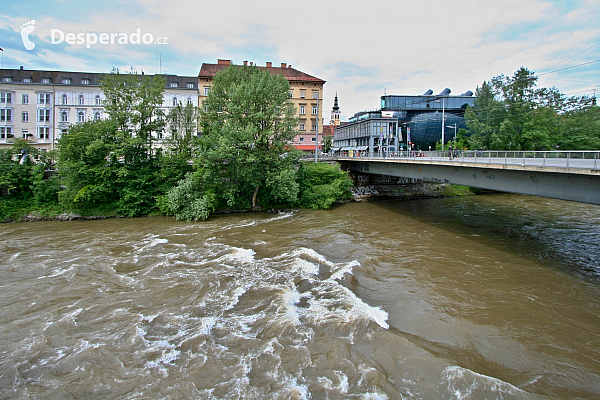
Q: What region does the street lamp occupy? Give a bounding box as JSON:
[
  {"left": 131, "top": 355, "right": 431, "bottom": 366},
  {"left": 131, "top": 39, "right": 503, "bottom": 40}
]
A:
[
  {"left": 315, "top": 97, "right": 319, "bottom": 162},
  {"left": 446, "top": 123, "right": 457, "bottom": 143}
]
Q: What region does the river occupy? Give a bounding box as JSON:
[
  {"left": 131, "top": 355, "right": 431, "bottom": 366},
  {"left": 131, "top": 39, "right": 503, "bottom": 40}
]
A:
[{"left": 1, "top": 194, "right": 599, "bottom": 399}]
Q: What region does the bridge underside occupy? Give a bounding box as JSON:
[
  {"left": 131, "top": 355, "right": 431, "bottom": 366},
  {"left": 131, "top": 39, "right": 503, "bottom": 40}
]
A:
[{"left": 343, "top": 160, "right": 600, "bottom": 205}]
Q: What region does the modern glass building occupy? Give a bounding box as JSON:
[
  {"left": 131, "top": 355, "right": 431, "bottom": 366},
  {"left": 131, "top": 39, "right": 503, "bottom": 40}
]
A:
[
  {"left": 332, "top": 117, "right": 399, "bottom": 157},
  {"left": 380, "top": 89, "right": 475, "bottom": 148}
]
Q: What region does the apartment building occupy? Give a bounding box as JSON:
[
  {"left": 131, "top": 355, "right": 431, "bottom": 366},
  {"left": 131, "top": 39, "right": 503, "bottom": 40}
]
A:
[
  {"left": 198, "top": 59, "right": 326, "bottom": 152},
  {"left": 0, "top": 67, "right": 199, "bottom": 152}
]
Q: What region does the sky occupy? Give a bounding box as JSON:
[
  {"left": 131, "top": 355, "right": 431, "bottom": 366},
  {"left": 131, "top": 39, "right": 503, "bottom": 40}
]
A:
[{"left": 1, "top": 0, "right": 599, "bottom": 121}]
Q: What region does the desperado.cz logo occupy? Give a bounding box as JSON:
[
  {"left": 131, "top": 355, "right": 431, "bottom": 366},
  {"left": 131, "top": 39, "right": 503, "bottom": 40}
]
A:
[{"left": 19, "top": 20, "right": 168, "bottom": 50}]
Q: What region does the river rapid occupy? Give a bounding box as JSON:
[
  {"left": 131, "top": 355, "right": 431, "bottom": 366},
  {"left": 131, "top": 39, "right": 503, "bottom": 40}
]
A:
[{"left": 1, "top": 194, "right": 599, "bottom": 399}]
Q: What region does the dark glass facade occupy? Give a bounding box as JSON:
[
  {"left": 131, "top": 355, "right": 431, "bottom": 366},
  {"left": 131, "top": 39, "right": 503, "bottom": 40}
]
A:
[{"left": 380, "top": 94, "right": 475, "bottom": 148}]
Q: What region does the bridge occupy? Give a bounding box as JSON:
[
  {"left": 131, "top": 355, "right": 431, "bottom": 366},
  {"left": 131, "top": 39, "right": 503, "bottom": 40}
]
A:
[{"left": 320, "top": 150, "right": 600, "bottom": 205}]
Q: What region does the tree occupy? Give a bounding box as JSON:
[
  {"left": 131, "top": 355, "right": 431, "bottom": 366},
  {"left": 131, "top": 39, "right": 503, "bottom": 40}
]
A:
[
  {"left": 58, "top": 70, "right": 168, "bottom": 216},
  {"left": 198, "top": 65, "right": 300, "bottom": 210},
  {"left": 322, "top": 135, "right": 333, "bottom": 153}
]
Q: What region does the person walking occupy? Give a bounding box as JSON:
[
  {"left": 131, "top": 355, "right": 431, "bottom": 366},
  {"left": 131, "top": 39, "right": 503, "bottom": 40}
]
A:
[{"left": 448, "top": 144, "right": 453, "bottom": 160}]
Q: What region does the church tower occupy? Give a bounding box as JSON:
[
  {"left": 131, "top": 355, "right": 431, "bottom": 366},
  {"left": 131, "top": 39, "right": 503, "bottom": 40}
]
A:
[{"left": 330, "top": 92, "right": 341, "bottom": 126}]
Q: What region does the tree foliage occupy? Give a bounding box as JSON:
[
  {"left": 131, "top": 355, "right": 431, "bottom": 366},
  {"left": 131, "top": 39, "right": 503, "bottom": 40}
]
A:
[
  {"left": 197, "top": 65, "right": 300, "bottom": 210},
  {"left": 464, "top": 67, "right": 598, "bottom": 151}
]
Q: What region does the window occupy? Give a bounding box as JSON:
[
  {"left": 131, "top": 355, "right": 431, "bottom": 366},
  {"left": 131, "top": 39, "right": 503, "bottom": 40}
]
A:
[
  {"left": 170, "top": 82, "right": 178, "bottom": 88},
  {"left": 81, "top": 78, "right": 90, "bottom": 85},
  {"left": 37, "top": 109, "right": 51, "bottom": 122},
  {"left": 37, "top": 126, "right": 50, "bottom": 139},
  {"left": 62, "top": 78, "right": 71, "bottom": 84},
  {"left": 299, "top": 121, "right": 305, "bottom": 131},
  {"left": 61, "top": 111, "right": 68, "bottom": 122},
  {"left": 22, "top": 94, "right": 29, "bottom": 104},
  {"left": 187, "top": 96, "right": 192, "bottom": 105},
  {"left": 288, "top": 90, "right": 293, "bottom": 98},
  {"left": 2, "top": 77, "right": 12, "bottom": 83},
  {"left": 299, "top": 137, "right": 304, "bottom": 142},
  {"left": 204, "top": 87, "right": 210, "bottom": 96},
  {"left": 312, "top": 91, "right": 319, "bottom": 99},
  {"left": 299, "top": 105, "right": 305, "bottom": 115},
  {"left": 95, "top": 94, "right": 101, "bottom": 105},
  {"left": 0, "top": 92, "right": 12, "bottom": 104},
  {"left": 0, "top": 109, "right": 12, "bottom": 122},
  {"left": 79, "top": 94, "right": 85, "bottom": 105},
  {"left": 22, "top": 111, "right": 28, "bottom": 122},
  {"left": 187, "top": 82, "right": 195, "bottom": 89},
  {"left": 62, "top": 94, "right": 68, "bottom": 105},
  {"left": 38, "top": 93, "right": 51, "bottom": 104},
  {"left": 41, "top": 78, "right": 51, "bottom": 84},
  {"left": 312, "top": 121, "right": 317, "bottom": 131},
  {"left": 94, "top": 111, "right": 101, "bottom": 121},
  {"left": 0, "top": 127, "right": 13, "bottom": 139},
  {"left": 77, "top": 110, "right": 85, "bottom": 122},
  {"left": 22, "top": 77, "right": 32, "bottom": 83},
  {"left": 172, "top": 97, "right": 178, "bottom": 107},
  {"left": 312, "top": 105, "right": 318, "bottom": 115},
  {"left": 311, "top": 137, "right": 316, "bottom": 142},
  {"left": 300, "top": 90, "right": 306, "bottom": 99},
  {"left": 21, "top": 129, "right": 29, "bottom": 139}
]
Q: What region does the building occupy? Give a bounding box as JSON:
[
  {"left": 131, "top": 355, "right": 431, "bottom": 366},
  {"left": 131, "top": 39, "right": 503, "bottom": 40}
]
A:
[
  {"left": 0, "top": 67, "right": 199, "bottom": 152},
  {"left": 333, "top": 88, "right": 475, "bottom": 155},
  {"left": 330, "top": 92, "right": 341, "bottom": 126},
  {"left": 380, "top": 88, "right": 475, "bottom": 148},
  {"left": 198, "top": 59, "right": 326, "bottom": 152}
]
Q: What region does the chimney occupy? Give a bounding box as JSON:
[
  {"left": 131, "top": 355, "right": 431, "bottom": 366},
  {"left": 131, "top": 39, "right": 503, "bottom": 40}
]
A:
[
  {"left": 217, "top": 59, "right": 232, "bottom": 66},
  {"left": 243, "top": 60, "right": 248, "bottom": 66},
  {"left": 250, "top": 62, "right": 253, "bottom": 66},
  {"left": 266, "top": 62, "right": 272, "bottom": 68},
  {"left": 20, "top": 66, "right": 24, "bottom": 70},
  {"left": 280, "top": 63, "right": 287, "bottom": 68},
  {"left": 288, "top": 65, "right": 292, "bottom": 68}
]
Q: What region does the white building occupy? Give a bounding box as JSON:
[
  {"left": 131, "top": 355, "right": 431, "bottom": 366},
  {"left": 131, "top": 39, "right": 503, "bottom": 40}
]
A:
[{"left": 0, "top": 67, "right": 199, "bottom": 153}]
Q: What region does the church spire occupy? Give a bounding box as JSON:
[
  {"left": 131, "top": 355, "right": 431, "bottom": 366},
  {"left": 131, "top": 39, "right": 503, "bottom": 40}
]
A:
[
  {"left": 333, "top": 92, "right": 339, "bottom": 111},
  {"left": 330, "top": 92, "right": 341, "bottom": 126}
]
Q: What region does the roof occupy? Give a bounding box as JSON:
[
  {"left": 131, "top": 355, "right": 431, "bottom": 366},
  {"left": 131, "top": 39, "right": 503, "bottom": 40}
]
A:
[
  {"left": 0, "top": 68, "right": 198, "bottom": 89},
  {"left": 199, "top": 60, "right": 325, "bottom": 83}
]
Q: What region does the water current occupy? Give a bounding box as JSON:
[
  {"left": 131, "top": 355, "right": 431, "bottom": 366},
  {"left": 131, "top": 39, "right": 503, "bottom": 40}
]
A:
[{"left": 1, "top": 193, "right": 599, "bottom": 399}]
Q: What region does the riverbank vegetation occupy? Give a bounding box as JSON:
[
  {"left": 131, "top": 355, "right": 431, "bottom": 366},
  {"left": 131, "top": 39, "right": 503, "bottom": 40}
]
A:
[
  {"left": 439, "top": 67, "right": 599, "bottom": 151},
  {"left": 0, "top": 66, "right": 352, "bottom": 222}
]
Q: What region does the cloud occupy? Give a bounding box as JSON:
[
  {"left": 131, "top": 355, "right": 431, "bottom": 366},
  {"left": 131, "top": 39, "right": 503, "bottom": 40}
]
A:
[{"left": 1, "top": 0, "right": 598, "bottom": 121}]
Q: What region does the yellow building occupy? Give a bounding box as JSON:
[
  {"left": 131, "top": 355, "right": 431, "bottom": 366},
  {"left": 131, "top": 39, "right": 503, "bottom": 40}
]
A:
[{"left": 198, "top": 59, "right": 325, "bottom": 152}]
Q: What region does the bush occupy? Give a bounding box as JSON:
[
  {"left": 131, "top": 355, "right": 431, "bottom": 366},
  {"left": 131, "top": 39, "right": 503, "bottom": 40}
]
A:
[
  {"left": 297, "top": 162, "right": 352, "bottom": 209},
  {"left": 166, "top": 173, "right": 216, "bottom": 221}
]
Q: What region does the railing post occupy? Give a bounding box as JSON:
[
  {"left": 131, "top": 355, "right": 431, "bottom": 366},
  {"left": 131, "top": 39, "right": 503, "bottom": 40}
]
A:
[
  {"left": 567, "top": 152, "right": 570, "bottom": 168},
  {"left": 543, "top": 152, "right": 546, "bottom": 167}
]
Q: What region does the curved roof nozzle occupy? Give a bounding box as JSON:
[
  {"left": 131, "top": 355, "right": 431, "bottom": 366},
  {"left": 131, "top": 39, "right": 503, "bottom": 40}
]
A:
[
  {"left": 423, "top": 89, "right": 433, "bottom": 95},
  {"left": 438, "top": 88, "right": 451, "bottom": 96},
  {"left": 461, "top": 90, "right": 474, "bottom": 96}
]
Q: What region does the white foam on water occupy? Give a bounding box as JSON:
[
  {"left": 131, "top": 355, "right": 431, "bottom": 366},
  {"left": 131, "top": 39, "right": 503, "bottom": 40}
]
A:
[
  {"left": 329, "top": 260, "right": 359, "bottom": 281},
  {"left": 442, "top": 365, "right": 527, "bottom": 399},
  {"left": 282, "top": 287, "right": 301, "bottom": 325},
  {"left": 219, "top": 247, "right": 256, "bottom": 265},
  {"left": 293, "top": 257, "right": 319, "bottom": 276},
  {"left": 361, "top": 393, "right": 389, "bottom": 400}
]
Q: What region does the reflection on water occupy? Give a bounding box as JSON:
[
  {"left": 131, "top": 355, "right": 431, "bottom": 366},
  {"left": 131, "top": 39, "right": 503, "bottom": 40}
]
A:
[{"left": 0, "top": 194, "right": 599, "bottom": 399}]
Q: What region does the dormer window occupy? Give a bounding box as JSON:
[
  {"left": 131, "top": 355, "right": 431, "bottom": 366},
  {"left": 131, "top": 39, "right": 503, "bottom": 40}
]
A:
[
  {"left": 81, "top": 78, "right": 90, "bottom": 85},
  {"left": 170, "top": 82, "right": 178, "bottom": 88},
  {"left": 62, "top": 78, "right": 71, "bottom": 84},
  {"left": 22, "top": 77, "right": 32, "bottom": 83},
  {"left": 41, "top": 78, "right": 51, "bottom": 84},
  {"left": 2, "top": 77, "right": 13, "bottom": 83},
  {"left": 187, "top": 82, "right": 194, "bottom": 88}
]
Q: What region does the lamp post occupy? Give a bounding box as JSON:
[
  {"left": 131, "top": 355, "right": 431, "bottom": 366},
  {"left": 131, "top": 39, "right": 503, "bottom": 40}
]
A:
[
  {"left": 315, "top": 97, "right": 319, "bottom": 162},
  {"left": 446, "top": 123, "right": 457, "bottom": 143}
]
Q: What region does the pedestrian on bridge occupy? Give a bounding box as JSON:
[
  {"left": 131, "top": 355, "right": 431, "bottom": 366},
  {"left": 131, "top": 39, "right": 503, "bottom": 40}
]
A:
[{"left": 448, "top": 145, "right": 453, "bottom": 160}]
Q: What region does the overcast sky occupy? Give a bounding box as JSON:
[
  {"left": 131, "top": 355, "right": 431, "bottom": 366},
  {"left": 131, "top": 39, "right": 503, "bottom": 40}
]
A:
[{"left": 2, "top": 0, "right": 599, "bottom": 121}]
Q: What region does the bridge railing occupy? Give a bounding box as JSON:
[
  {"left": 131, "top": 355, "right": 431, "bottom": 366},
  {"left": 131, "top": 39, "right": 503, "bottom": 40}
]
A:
[{"left": 310, "top": 150, "right": 600, "bottom": 169}]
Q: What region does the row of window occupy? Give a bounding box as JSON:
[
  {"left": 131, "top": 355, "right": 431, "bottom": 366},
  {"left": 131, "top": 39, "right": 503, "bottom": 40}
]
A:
[
  {"left": 0, "top": 127, "right": 51, "bottom": 140},
  {"left": 1, "top": 93, "right": 52, "bottom": 105},
  {"left": 289, "top": 89, "right": 319, "bottom": 99},
  {"left": 299, "top": 104, "right": 319, "bottom": 115},
  {"left": 2, "top": 76, "right": 197, "bottom": 88},
  {"left": 298, "top": 121, "right": 318, "bottom": 131}
]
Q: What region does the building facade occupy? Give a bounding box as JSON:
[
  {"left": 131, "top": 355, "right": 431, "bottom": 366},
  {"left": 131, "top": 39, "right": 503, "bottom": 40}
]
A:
[
  {"left": 380, "top": 89, "right": 475, "bottom": 148},
  {"left": 0, "top": 67, "right": 199, "bottom": 152},
  {"left": 198, "top": 59, "right": 326, "bottom": 152}
]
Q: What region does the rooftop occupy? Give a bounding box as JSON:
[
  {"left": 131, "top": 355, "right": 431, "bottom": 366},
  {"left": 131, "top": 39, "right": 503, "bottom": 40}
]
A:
[{"left": 199, "top": 59, "right": 325, "bottom": 83}]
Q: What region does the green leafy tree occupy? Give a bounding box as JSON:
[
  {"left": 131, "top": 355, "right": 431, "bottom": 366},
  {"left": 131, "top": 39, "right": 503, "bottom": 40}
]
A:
[
  {"left": 198, "top": 65, "right": 300, "bottom": 210},
  {"left": 322, "top": 135, "right": 333, "bottom": 153},
  {"left": 58, "top": 70, "right": 168, "bottom": 216}
]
